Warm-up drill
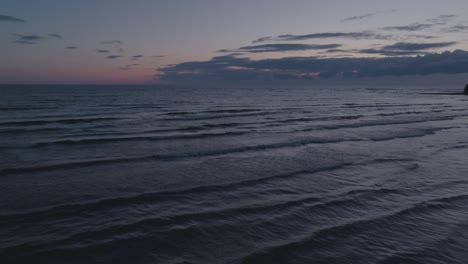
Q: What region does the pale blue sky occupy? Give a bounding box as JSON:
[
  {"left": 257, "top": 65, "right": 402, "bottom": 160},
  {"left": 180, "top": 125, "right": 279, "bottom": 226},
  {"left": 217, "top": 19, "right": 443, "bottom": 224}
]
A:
[{"left": 1, "top": 0, "right": 468, "bottom": 83}]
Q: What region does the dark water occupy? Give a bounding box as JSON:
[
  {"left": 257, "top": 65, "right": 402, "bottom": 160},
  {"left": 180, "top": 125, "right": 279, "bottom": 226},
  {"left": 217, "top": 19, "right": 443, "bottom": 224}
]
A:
[{"left": 1, "top": 84, "right": 468, "bottom": 264}]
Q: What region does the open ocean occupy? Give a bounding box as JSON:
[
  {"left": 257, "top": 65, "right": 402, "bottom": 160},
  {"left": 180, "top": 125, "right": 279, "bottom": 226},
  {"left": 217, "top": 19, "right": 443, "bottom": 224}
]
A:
[{"left": 1, "top": 84, "right": 468, "bottom": 264}]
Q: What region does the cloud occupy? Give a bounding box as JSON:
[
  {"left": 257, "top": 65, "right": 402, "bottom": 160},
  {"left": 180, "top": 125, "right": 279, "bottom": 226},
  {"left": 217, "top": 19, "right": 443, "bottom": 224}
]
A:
[
  {"left": 384, "top": 15, "right": 456, "bottom": 31},
  {"left": 252, "top": 31, "right": 391, "bottom": 43},
  {"left": 14, "top": 40, "right": 36, "bottom": 44},
  {"left": 13, "top": 33, "right": 67, "bottom": 44},
  {"left": 333, "top": 42, "right": 458, "bottom": 56},
  {"left": 106, "top": 55, "right": 122, "bottom": 59},
  {"left": 325, "top": 49, "right": 348, "bottom": 53},
  {"left": 119, "top": 63, "right": 140, "bottom": 70},
  {"left": 0, "top": 14, "right": 26, "bottom": 23},
  {"left": 220, "top": 43, "right": 342, "bottom": 53},
  {"left": 357, "top": 49, "right": 428, "bottom": 56},
  {"left": 383, "top": 23, "right": 434, "bottom": 31},
  {"left": 97, "top": 49, "right": 110, "bottom": 53},
  {"left": 341, "top": 13, "right": 374, "bottom": 22},
  {"left": 119, "top": 65, "right": 132, "bottom": 70},
  {"left": 101, "top": 41, "right": 124, "bottom": 54},
  {"left": 152, "top": 55, "right": 166, "bottom": 58},
  {"left": 49, "top": 33, "right": 62, "bottom": 39},
  {"left": 102, "top": 40, "right": 123, "bottom": 50},
  {"left": 445, "top": 25, "right": 468, "bottom": 33},
  {"left": 132, "top": 55, "right": 144, "bottom": 58},
  {"left": 382, "top": 42, "right": 457, "bottom": 51},
  {"left": 439, "top": 14, "right": 457, "bottom": 18},
  {"left": 158, "top": 50, "right": 468, "bottom": 83},
  {"left": 426, "top": 14, "right": 457, "bottom": 24},
  {"left": 406, "top": 34, "right": 438, "bottom": 39},
  {"left": 13, "top": 34, "right": 43, "bottom": 44},
  {"left": 253, "top": 14, "right": 452, "bottom": 43},
  {"left": 65, "top": 46, "right": 77, "bottom": 49},
  {"left": 102, "top": 40, "right": 122, "bottom": 45}
]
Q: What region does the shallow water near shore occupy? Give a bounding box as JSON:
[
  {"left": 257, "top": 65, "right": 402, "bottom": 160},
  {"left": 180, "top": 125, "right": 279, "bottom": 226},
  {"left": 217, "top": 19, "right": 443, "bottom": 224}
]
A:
[{"left": 1, "top": 84, "right": 468, "bottom": 264}]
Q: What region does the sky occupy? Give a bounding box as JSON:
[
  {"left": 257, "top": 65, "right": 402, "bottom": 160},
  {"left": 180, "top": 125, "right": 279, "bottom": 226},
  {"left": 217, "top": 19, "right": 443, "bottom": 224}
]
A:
[{"left": 1, "top": 0, "right": 468, "bottom": 84}]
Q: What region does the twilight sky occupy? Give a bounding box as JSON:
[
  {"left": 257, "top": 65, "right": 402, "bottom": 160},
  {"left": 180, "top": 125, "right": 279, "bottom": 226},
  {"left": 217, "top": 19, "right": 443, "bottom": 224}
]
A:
[{"left": 2, "top": 0, "right": 468, "bottom": 84}]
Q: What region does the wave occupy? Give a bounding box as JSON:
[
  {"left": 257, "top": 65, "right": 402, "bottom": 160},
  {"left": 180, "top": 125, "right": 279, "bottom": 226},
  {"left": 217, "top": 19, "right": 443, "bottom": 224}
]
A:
[
  {"left": 241, "top": 193, "right": 468, "bottom": 263},
  {"left": 377, "top": 110, "right": 445, "bottom": 117},
  {"left": 142, "top": 122, "right": 251, "bottom": 133},
  {"left": 340, "top": 103, "right": 443, "bottom": 109},
  {"left": 0, "top": 106, "right": 59, "bottom": 111},
  {"left": 0, "top": 117, "right": 119, "bottom": 127},
  {"left": 99, "top": 103, "right": 164, "bottom": 109},
  {"left": 0, "top": 158, "right": 413, "bottom": 223},
  {"left": 269, "top": 115, "right": 364, "bottom": 125},
  {"left": 1, "top": 126, "right": 452, "bottom": 175},
  {"left": 433, "top": 143, "right": 468, "bottom": 154},
  {"left": 165, "top": 108, "right": 263, "bottom": 116},
  {"left": 0, "top": 184, "right": 408, "bottom": 255},
  {"left": 33, "top": 131, "right": 247, "bottom": 147},
  {"left": 162, "top": 111, "right": 274, "bottom": 121},
  {"left": 377, "top": 236, "right": 460, "bottom": 264},
  {"left": 0, "top": 127, "right": 64, "bottom": 134},
  {"left": 302, "top": 115, "right": 461, "bottom": 131},
  {"left": 0, "top": 165, "right": 347, "bottom": 222}
]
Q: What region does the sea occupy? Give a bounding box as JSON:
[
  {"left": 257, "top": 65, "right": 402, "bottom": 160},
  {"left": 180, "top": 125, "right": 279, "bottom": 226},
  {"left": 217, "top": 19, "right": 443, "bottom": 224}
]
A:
[{"left": 1, "top": 84, "right": 468, "bottom": 264}]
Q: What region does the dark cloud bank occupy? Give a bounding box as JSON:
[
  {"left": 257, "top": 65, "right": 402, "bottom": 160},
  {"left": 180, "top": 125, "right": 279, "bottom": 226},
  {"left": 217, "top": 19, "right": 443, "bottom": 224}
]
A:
[{"left": 159, "top": 50, "right": 468, "bottom": 83}]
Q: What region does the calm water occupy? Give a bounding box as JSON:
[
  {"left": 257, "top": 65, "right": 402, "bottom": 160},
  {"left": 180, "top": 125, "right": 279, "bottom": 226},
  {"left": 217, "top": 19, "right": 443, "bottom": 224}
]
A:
[{"left": 1, "top": 84, "right": 468, "bottom": 264}]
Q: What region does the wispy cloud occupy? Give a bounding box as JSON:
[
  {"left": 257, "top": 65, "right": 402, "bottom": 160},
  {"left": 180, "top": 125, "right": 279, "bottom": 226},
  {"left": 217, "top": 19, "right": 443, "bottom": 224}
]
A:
[
  {"left": 406, "top": 34, "right": 438, "bottom": 39},
  {"left": 97, "top": 50, "right": 110, "bottom": 53},
  {"left": 341, "top": 14, "right": 374, "bottom": 22},
  {"left": 0, "top": 14, "right": 26, "bottom": 23},
  {"left": 426, "top": 14, "right": 457, "bottom": 24},
  {"left": 252, "top": 31, "right": 391, "bottom": 43},
  {"left": 382, "top": 41, "right": 457, "bottom": 51},
  {"left": 106, "top": 55, "right": 122, "bottom": 59},
  {"left": 102, "top": 40, "right": 122, "bottom": 45},
  {"left": 101, "top": 40, "right": 125, "bottom": 54},
  {"left": 101, "top": 40, "right": 123, "bottom": 50},
  {"left": 219, "top": 43, "right": 342, "bottom": 53},
  {"left": 13, "top": 34, "right": 43, "bottom": 44},
  {"left": 119, "top": 63, "right": 141, "bottom": 70},
  {"left": 152, "top": 55, "right": 166, "bottom": 58},
  {"left": 49, "top": 33, "right": 62, "bottom": 39},
  {"left": 346, "top": 41, "right": 458, "bottom": 56},
  {"left": 356, "top": 49, "right": 428, "bottom": 56},
  {"left": 445, "top": 24, "right": 468, "bottom": 33},
  {"left": 383, "top": 23, "right": 434, "bottom": 31},
  {"left": 384, "top": 15, "right": 457, "bottom": 32},
  {"left": 132, "top": 55, "right": 144, "bottom": 58},
  {"left": 119, "top": 65, "right": 132, "bottom": 70},
  {"left": 65, "top": 46, "right": 78, "bottom": 49}
]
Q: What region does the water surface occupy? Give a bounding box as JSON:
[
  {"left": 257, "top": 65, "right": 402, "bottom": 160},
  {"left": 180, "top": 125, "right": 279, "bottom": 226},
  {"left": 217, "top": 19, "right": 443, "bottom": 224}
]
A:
[{"left": 1, "top": 84, "right": 468, "bottom": 263}]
